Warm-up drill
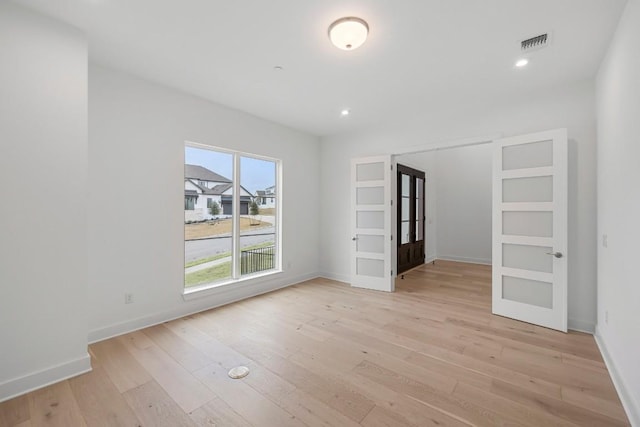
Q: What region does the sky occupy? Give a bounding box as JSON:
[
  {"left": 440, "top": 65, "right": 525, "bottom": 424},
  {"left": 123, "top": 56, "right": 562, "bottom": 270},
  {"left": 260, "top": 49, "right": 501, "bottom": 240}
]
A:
[{"left": 185, "top": 146, "right": 275, "bottom": 194}]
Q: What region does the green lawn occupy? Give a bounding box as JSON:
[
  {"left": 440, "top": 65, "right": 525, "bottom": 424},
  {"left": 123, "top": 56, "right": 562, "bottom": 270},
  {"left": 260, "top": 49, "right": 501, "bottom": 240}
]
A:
[
  {"left": 184, "top": 261, "right": 231, "bottom": 288},
  {"left": 185, "top": 252, "right": 230, "bottom": 268},
  {"left": 184, "top": 241, "right": 276, "bottom": 288}
]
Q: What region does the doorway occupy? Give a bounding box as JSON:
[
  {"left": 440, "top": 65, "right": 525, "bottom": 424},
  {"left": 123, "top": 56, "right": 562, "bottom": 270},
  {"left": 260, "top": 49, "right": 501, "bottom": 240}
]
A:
[
  {"left": 397, "top": 164, "right": 425, "bottom": 274},
  {"left": 391, "top": 130, "right": 568, "bottom": 332}
]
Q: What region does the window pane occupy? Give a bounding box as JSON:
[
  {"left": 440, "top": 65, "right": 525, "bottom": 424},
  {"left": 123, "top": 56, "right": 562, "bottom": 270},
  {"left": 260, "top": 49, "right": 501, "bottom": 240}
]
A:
[
  {"left": 184, "top": 146, "right": 233, "bottom": 287},
  {"left": 401, "top": 174, "right": 410, "bottom": 197},
  {"left": 401, "top": 221, "right": 410, "bottom": 244},
  {"left": 240, "top": 156, "right": 277, "bottom": 276},
  {"left": 416, "top": 178, "right": 424, "bottom": 241},
  {"left": 401, "top": 197, "right": 410, "bottom": 221}
]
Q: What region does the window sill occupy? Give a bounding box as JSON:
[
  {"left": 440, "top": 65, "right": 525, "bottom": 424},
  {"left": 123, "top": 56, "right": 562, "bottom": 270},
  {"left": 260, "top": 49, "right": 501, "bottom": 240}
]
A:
[{"left": 182, "top": 269, "right": 283, "bottom": 301}]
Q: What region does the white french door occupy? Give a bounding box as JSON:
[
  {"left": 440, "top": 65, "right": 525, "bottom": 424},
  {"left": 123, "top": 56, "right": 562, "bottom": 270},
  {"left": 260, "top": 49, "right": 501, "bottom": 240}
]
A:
[
  {"left": 350, "top": 156, "right": 395, "bottom": 292},
  {"left": 492, "top": 129, "right": 568, "bottom": 332}
]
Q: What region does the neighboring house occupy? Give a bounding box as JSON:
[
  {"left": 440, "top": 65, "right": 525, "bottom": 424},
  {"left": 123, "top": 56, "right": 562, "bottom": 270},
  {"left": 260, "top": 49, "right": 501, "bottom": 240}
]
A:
[
  {"left": 184, "top": 164, "right": 253, "bottom": 222},
  {"left": 255, "top": 185, "right": 276, "bottom": 209}
]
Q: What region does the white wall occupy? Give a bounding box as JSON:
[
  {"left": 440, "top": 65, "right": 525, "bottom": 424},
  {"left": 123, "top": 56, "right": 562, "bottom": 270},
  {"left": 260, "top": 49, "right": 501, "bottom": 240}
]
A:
[
  {"left": 320, "top": 79, "right": 598, "bottom": 332},
  {"left": 595, "top": 0, "right": 640, "bottom": 423},
  {"left": 88, "top": 65, "right": 321, "bottom": 341},
  {"left": 397, "top": 143, "right": 493, "bottom": 265},
  {"left": 0, "top": 3, "right": 90, "bottom": 401}
]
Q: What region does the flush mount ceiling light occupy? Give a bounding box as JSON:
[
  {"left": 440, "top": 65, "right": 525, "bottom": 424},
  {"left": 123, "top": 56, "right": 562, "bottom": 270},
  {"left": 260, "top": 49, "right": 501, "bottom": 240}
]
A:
[
  {"left": 328, "top": 17, "right": 369, "bottom": 50},
  {"left": 515, "top": 58, "right": 529, "bottom": 68},
  {"left": 340, "top": 109, "right": 351, "bottom": 116}
]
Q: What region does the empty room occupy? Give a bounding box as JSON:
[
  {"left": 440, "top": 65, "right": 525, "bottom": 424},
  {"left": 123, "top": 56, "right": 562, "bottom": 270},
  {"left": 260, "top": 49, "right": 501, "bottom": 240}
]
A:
[{"left": 1, "top": 0, "right": 639, "bottom": 426}]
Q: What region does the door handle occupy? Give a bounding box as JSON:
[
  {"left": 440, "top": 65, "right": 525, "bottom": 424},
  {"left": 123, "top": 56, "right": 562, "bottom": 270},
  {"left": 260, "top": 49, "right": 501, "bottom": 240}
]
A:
[{"left": 546, "top": 252, "right": 563, "bottom": 258}]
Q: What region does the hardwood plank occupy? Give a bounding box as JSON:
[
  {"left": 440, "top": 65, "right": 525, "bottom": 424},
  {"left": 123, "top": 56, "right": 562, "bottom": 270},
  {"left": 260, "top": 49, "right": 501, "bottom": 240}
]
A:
[
  {"left": 118, "top": 337, "right": 215, "bottom": 413},
  {"left": 360, "top": 405, "right": 414, "bottom": 427},
  {"left": 188, "top": 397, "right": 252, "bottom": 427},
  {"left": 28, "top": 381, "right": 87, "bottom": 427},
  {"left": 228, "top": 337, "right": 376, "bottom": 423},
  {"left": 561, "top": 386, "right": 629, "bottom": 422},
  {"left": 68, "top": 365, "right": 141, "bottom": 427},
  {"left": 122, "top": 380, "right": 194, "bottom": 427},
  {"left": 242, "top": 359, "right": 361, "bottom": 427},
  {"left": 142, "top": 324, "right": 214, "bottom": 372},
  {"left": 490, "top": 379, "right": 629, "bottom": 426},
  {"left": 561, "top": 352, "right": 608, "bottom": 374},
  {"left": 406, "top": 347, "right": 562, "bottom": 398},
  {"left": 353, "top": 359, "right": 526, "bottom": 427},
  {"left": 498, "top": 345, "right": 619, "bottom": 401},
  {"left": 4, "top": 262, "right": 629, "bottom": 426},
  {"left": 341, "top": 372, "right": 471, "bottom": 427},
  {"left": 452, "top": 381, "right": 575, "bottom": 427},
  {"left": 0, "top": 394, "right": 30, "bottom": 427},
  {"left": 118, "top": 330, "right": 154, "bottom": 350},
  {"left": 90, "top": 339, "right": 152, "bottom": 394},
  {"left": 192, "top": 363, "right": 301, "bottom": 427}
]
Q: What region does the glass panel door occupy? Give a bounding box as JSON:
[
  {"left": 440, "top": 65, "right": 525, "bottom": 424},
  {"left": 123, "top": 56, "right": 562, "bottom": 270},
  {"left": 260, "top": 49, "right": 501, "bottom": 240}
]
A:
[{"left": 397, "top": 164, "right": 425, "bottom": 274}]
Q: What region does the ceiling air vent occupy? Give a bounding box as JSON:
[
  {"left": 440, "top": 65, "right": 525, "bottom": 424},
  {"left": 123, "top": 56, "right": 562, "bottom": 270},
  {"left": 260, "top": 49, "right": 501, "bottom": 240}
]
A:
[{"left": 521, "top": 33, "right": 549, "bottom": 52}]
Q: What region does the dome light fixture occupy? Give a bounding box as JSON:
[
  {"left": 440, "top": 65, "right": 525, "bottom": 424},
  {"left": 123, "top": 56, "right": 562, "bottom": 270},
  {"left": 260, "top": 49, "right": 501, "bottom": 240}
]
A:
[{"left": 328, "top": 17, "right": 369, "bottom": 51}]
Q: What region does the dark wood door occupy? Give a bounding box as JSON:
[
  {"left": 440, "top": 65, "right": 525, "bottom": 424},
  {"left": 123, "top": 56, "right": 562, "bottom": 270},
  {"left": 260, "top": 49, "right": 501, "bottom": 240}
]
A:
[{"left": 397, "top": 164, "right": 425, "bottom": 274}]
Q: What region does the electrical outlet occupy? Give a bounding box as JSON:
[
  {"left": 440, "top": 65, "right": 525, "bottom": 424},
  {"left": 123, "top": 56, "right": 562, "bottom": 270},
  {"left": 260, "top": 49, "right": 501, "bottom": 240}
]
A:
[
  {"left": 125, "top": 293, "right": 134, "bottom": 304},
  {"left": 602, "top": 234, "right": 608, "bottom": 248}
]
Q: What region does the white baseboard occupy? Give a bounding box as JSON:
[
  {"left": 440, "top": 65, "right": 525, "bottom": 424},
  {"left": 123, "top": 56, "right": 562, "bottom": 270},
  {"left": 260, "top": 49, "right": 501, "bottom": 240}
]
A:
[
  {"left": 0, "top": 353, "right": 91, "bottom": 403},
  {"left": 425, "top": 256, "right": 437, "bottom": 264},
  {"left": 88, "top": 272, "right": 320, "bottom": 344},
  {"left": 595, "top": 326, "right": 639, "bottom": 426},
  {"left": 567, "top": 318, "right": 595, "bottom": 334},
  {"left": 319, "top": 271, "right": 350, "bottom": 284},
  {"left": 435, "top": 255, "right": 492, "bottom": 265}
]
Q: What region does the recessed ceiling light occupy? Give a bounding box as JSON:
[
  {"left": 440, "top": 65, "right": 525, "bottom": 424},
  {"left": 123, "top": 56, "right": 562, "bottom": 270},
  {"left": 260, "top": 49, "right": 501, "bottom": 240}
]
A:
[
  {"left": 328, "top": 17, "right": 369, "bottom": 51},
  {"left": 515, "top": 58, "right": 529, "bottom": 68},
  {"left": 340, "top": 109, "right": 350, "bottom": 117}
]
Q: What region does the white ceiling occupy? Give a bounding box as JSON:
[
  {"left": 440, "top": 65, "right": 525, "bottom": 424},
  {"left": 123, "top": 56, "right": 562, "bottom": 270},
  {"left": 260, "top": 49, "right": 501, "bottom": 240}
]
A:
[{"left": 17, "top": 0, "right": 626, "bottom": 136}]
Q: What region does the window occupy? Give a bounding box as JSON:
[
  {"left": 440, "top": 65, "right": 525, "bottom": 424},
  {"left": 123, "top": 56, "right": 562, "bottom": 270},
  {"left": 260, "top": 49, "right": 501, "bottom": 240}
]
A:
[
  {"left": 184, "top": 143, "right": 280, "bottom": 291},
  {"left": 184, "top": 195, "right": 197, "bottom": 210}
]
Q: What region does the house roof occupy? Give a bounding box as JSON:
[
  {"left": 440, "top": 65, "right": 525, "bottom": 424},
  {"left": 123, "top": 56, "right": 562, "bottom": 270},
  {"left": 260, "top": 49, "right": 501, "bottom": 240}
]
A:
[
  {"left": 184, "top": 164, "right": 231, "bottom": 183},
  {"left": 209, "top": 183, "right": 232, "bottom": 195},
  {"left": 185, "top": 178, "right": 254, "bottom": 197}
]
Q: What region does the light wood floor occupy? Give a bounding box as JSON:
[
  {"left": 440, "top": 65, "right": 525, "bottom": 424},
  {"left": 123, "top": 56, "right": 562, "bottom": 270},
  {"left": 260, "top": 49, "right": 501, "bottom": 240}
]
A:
[{"left": 0, "top": 261, "right": 630, "bottom": 426}]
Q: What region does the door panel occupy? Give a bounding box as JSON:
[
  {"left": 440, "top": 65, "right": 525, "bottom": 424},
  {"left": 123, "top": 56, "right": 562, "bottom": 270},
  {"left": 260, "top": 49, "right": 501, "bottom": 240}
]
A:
[
  {"left": 397, "top": 164, "right": 426, "bottom": 274},
  {"left": 492, "top": 129, "right": 567, "bottom": 332},
  {"left": 351, "top": 156, "right": 394, "bottom": 292}
]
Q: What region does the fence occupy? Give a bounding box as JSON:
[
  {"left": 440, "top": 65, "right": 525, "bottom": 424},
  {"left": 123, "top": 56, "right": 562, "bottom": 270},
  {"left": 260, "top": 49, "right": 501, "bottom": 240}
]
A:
[{"left": 241, "top": 245, "right": 275, "bottom": 275}]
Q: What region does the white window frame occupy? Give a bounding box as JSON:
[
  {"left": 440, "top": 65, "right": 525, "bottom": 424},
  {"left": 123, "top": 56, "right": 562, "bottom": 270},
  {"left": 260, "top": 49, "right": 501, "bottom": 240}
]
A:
[{"left": 183, "top": 141, "right": 282, "bottom": 298}]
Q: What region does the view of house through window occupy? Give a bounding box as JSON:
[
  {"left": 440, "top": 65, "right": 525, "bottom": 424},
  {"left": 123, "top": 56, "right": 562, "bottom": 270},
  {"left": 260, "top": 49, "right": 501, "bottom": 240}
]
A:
[{"left": 184, "top": 144, "right": 278, "bottom": 289}]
